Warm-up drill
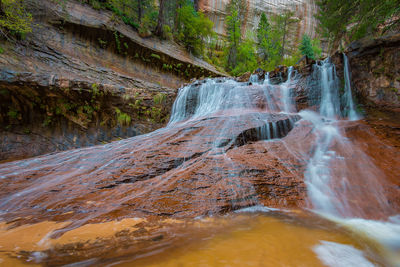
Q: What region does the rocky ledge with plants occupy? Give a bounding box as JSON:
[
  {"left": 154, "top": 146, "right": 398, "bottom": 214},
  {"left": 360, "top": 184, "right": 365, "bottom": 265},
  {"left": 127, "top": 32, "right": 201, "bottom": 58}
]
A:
[{"left": 0, "top": 0, "right": 225, "bottom": 161}]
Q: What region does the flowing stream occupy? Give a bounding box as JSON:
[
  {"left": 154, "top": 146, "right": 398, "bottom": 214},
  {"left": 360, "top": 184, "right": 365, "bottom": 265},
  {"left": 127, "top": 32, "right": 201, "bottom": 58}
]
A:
[{"left": 0, "top": 55, "right": 399, "bottom": 266}]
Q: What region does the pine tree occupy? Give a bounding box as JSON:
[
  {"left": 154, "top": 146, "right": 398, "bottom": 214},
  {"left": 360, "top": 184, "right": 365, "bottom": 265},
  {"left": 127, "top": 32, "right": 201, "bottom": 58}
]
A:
[
  {"left": 257, "top": 13, "right": 270, "bottom": 61},
  {"left": 231, "top": 32, "right": 258, "bottom": 76},
  {"left": 299, "top": 34, "right": 315, "bottom": 60},
  {"left": 225, "top": 7, "right": 241, "bottom": 71},
  {"left": 174, "top": 1, "right": 213, "bottom": 55}
]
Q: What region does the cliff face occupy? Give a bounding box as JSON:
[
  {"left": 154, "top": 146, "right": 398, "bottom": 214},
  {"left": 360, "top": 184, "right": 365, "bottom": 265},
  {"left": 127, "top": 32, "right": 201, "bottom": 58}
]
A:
[
  {"left": 346, "top": 33, "right": 400, "bottom": 112},
  {"left": 199, "top": 0, "right": 319, "bottom": 45},
  {"left": 0, "top": 0, "right": 224, "bottom": 162}
]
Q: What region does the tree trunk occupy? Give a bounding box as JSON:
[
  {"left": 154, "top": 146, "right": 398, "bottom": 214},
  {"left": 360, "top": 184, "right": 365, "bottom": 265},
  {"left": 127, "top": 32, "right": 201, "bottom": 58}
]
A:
[
  {"left": 138, "top": 0, "right": 143, "bottom": 24},
  {"left": 194, "top": 0, "right": 199, "bottom": 11},
  {"left": 281, "top": 19, "right": 287, "bottom": 57},
  {"left": 155, "top": 0, "right": 165, "bottom": 36},
  {"left": 174, "top": 0, "right": 181, "bottom": 32},
  {"left": 0, "top": 0, "right": 4, "bottom": 16}
]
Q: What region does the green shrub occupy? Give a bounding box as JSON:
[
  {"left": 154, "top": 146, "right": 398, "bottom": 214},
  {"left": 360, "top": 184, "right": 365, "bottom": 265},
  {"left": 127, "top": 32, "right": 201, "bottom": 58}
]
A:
[
  {"left": 162, "top": 25, "right": 173, "bottom": 40},
  {"left": 150, "top": 53, "right": 161, "bottom": 60},
  {"left": 153, "top": 93, "right": 166, "bottom": 105},
  {"left": 175, "top": 3, "right": 213, "bottom": 56},
  {"left": 0, "top": 0, "right": 33, "bottom": 38},
  {"left": 114, "top": 107, "right": 131, "bottom": 126}
]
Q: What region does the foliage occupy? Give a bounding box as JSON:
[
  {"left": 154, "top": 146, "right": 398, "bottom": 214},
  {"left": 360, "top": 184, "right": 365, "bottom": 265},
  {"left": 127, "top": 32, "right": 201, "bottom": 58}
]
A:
[
  {"left": 299, "top": 34, "right": 315, "bottom": 60},
  {"left": 224, "top": 6, "right": 241, "bottom": 71},
  {"left": 153, "top": 93, "right": 166, "bottom": 105},
  {"left": 0, "top": 0, "right": 33, "bottom": 38},
  {"left": 139, "top": 8, "right": 158, "bottom": 36},
  {"left": 175, "top": 1, "right": 213, "bottom": 55},
  {"left": 299, "top": 34, "right": 322, "bottom": 61},
  {"left": 316, "top": 0, "right": 400, "bottom": 47},
  {"left": 282, "top": 52, "right": 302, "bottom": 67},
  {"left": 114, "top": 107, "right": 131, "bottom": 126},
  {"left": 256, "top": 13, "right": 285, "bottom": 70},
  {"left": 311, "top": 38, "right": 322, "bottom": 59},
  {"left": 257, "top": 13, "right": 270, "bottom": 61},
  {"left": 113, "top": 31, "right": 121, "bottom": 53},
  {"left": 231, "top": 32, "right": 258, "bottom": 76},
  {"left": 272, "top": 10, "right": 299, "bottom": 57},
  {"left": 161, "top": 24, "right": 173, "bottom": 40},
  {"left": 150, "top": 53, "right": 161, "bottom": 60}
]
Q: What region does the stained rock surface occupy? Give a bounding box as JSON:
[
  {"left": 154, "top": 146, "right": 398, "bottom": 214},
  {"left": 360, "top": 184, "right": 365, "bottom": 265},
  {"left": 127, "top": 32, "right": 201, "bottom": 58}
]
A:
[{"left": 0, "top": 0, "right": 226, "bottom": 161}]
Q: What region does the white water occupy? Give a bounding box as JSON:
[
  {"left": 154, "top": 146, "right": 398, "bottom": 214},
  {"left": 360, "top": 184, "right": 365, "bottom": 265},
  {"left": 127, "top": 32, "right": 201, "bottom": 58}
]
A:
[
  {"left": 304, "top": 57, "right": 400, "bottom": 266},
  {"left": 170, "top": 59, "right": 400, "bottom": 265},
  {"left": 280, "top": 66, "right": 295, "bottom": 113},
  {"left": 343, "top": 53, "right": 360, "bottom": 121},
  {"left": 0, "top": 54, "right": 398, "bottom": 266},
  {"left": 313, "top": 241, "right": 375, "bottom": 267}
]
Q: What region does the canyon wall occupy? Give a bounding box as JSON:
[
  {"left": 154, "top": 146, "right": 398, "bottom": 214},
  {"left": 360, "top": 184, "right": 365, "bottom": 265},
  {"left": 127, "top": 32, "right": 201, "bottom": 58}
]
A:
[
  {"left": 199, "top": 0, "right": 319, "bottom": 47},
  {"left": 0, "top": 0, "right": 225, "bottom": 162}
]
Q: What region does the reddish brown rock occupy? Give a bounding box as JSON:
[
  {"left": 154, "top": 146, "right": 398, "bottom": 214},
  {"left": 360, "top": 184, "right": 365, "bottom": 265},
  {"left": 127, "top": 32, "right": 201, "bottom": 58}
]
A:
[{"left": 0, "top": 0, "right": 228, "bottom": 161}]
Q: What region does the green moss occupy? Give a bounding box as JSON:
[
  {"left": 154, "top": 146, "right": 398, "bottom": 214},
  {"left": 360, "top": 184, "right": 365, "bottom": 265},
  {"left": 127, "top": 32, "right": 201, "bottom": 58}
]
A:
[
  {"left": 114, "top": 31, "right": 122, "bottom": 54},
  {"left": 373, "top": 67, "right": 385, "bottom": 75},
  {"left": 0, "top": 89, "right": 9, "bottom": 96},
  {"left": 7, "top": 109, "right": 18, "bottom": 119},
  {"left": 153, "top": 93, "right": 166, "bottom": 105},
  {"left": 150, "top": 53, "right": 161, "bottom": 60},
  {"left": 115, "top": 107, "right": 131, "bottom": 126},
  {"left": 98, "top": 38, "right": 108, "bottom": 48},
  {"left": 0, "top": 47, "right": 4, "bottom": 54},
  {"left": 55, "top": 106, "right": 62, "bottom": 115},
  {"left": 42, "top": 116, "right": 52, "bottom": 127}
]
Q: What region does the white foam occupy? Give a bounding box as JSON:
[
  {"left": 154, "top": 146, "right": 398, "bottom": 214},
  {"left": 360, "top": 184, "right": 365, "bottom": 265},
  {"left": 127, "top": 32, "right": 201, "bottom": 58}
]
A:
[
  {"left": 313, "top": 241, "right": 375, "bottom": 267},
  {"left": 234, "top": 205, "right": 281, "bottom": 213}
]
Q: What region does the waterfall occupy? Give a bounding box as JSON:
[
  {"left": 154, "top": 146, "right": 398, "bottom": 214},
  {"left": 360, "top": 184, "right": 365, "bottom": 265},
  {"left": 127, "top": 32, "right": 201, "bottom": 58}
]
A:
[
  {"left": 0, "top": 56, "right": 398, "bottom": 266},
  {"left": 303, "top": 58, "right": 400, "bottom": 266},
  {"left": 280, "top": 66, "right": 294, "bottom": 113},
  {"left": 343, "top": 53, "right": 360, "bottom": 121},
  {"left": 313, "top": 58, "right": 341, "bottom": 118}
]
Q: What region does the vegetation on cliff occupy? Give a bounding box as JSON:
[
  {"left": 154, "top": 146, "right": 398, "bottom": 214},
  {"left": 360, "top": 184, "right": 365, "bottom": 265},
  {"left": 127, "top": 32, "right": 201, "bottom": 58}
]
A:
[
  {"left": 0, "top": 0, "right": 32, "bottom": 39},
  {"left": 79, "top": 0, "right": 214, "bottom": 56},
  {"left": 223, "top": 0, "right": 322, "bottom": 75},
  {"left": 316, "top": 0, "right": 400, "bottom": 50}
]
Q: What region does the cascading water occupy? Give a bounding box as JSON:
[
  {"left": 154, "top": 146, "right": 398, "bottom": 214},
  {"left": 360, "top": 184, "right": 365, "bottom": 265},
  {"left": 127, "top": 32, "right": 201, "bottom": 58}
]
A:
[
  {"left": 280, "top": 66, "right": 295, "bottom": 113},
  {"left": 343, "top": 53, "right": 360, "bottom": 121},
  {"left": 0, "top": 55, "right": 398, "bottom": 266},
  {"left": 303, "top": 56, "right": 400, "bottom": 266}
]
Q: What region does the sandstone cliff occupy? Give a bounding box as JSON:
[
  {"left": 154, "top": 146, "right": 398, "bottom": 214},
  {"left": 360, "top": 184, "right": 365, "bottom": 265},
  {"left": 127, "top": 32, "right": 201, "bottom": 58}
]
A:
[
  {"left": 0, "top": 0, "right": 225, "bottom": 161},
  {"left": 199, "top": 0, "right": 319, "bottom": 47}
]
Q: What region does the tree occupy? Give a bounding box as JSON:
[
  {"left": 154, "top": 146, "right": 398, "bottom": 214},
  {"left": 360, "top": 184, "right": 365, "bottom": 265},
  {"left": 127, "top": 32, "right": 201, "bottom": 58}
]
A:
[
  {"left": 231, "top": 32, "right": 258, "bottom": 76},
  {"left": 225, "top": 4, "right": 241, "bottom": 71},
  {"left": 316, "top": 0, "right": 400, "bottom": 49},
  {"left": 311, "top": 38, "right": 322, "bottom": 59},
  {"left": 271, "top": 9, "right": 299, "bottom": 57},
  {"left": 299, "top": 34, "right": 315, "bottom": 61},
  {"left": 257, "top": 13, "right": 270, "bottom": 61},
  {"left": 0, "top": 0, "right": 32, "bottom": 39},
  {"left": 175, "top": 1, "right": 213, "bottom": 55},
  {"left": 154, "top": 0, "right": 166, "bottom": 36}
]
